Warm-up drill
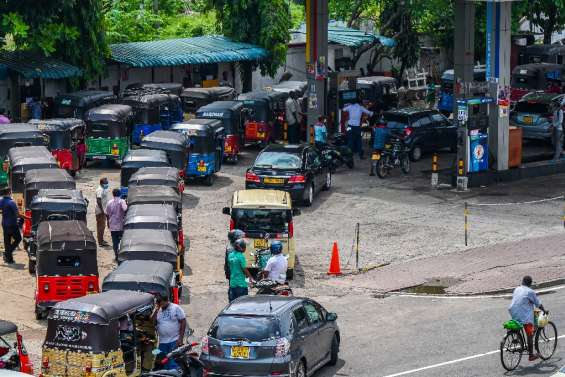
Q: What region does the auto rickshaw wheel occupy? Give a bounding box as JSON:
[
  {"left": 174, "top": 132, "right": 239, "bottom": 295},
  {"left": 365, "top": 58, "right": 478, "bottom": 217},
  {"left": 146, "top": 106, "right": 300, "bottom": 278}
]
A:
[
  {"left": 34, "top": 306, "right": 44, "bottom": 320},
  {"left": 28, "top": 260, "right": 36, "bottom": 275},
  {"left": 204, "top": 174, "right": 215, "bottom": 186}
]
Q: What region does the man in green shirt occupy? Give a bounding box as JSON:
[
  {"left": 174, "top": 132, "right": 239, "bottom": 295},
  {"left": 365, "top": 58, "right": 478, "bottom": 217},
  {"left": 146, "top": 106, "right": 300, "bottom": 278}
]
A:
[{"left": 228, "top": 239, "right": 254, "bottom": 302}]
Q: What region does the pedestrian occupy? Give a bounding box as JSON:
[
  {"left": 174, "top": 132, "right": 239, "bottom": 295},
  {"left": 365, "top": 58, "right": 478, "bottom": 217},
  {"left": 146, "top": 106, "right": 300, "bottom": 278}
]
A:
[
  {"left": 313, "top": 116, "right": 328, "bottom": 149},
  {"left": 0, "top": 188, "right": 21, "bottom": 264},
  {"left": 28, "top": 97, "right": 42, "bottom": 120},
  {"left": 105, "top": 188, "right": 127, "bottom": 260},
  {"left": 224, "top": 229, "right": 245, "bottom": 280},
  {"left": 227, "top": 238, "right": 254, "bottom": 302},
  {"left": 285, "top": 92, "right": 301, "bottom": 144},
  {"left": 95, "top": 177, "right": 110, "bottom": 247},
  {"left": 0, "top": 109, "right": 10, "bottom": 124},
  {"left": 151, "top": 294, "right": 187, "bottom": 370},
  {"left": 344, "top": 99, "right": 373, "bottom": 159},
  {"left": 553, "top": 102, "right": 563, "bottom": 160}
]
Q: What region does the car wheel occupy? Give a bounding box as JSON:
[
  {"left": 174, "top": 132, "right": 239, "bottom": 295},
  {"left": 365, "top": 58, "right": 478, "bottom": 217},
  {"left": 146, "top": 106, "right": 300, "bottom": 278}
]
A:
[
  {"left": 303, "top": 183, "right": 314, "bottom": 207},
  {"left": 293, "top": 360, "right": 306, "bottom": 377},
  {"left": 409, "top": 145, "right": 422, "bottom": 162},
  {"left": 322, "top": 171, "right": 331, "bottom": 191},
  {"left": 328, "top": 334, "right": 339, "bottom": 366}
]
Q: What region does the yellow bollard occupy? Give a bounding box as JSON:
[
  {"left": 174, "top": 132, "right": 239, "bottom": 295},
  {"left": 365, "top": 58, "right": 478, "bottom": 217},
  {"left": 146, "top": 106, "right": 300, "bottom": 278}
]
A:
[
  {"left": 283, "top": 122, "right": 288, "bottom": 144},
  {"left": 458, "top": 159, "right": 464, "bottom": 176},
  {"left": 432, "top": 153, "right": 438, "bottom": 173},
  {"left": 309, "top": 125, "right": 314, "bottom": 145}
]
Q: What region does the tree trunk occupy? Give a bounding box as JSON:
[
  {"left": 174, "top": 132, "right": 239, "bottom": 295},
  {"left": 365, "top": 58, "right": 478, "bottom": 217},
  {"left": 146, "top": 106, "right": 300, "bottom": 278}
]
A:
[{"left": 241, "top": 63, "right": 252, "bottom": 93}]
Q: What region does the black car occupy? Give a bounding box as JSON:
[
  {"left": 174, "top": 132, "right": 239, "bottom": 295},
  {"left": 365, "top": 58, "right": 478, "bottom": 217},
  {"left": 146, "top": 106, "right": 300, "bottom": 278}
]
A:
[
  {"left": 245, "top": 144, "right": 331, "bottom": 206},
  {"left": 201, "top": 295, "right": 339, "bottom": 377},
  {"left": 383, "top": 108, "right": 456, "bottom": 161}
]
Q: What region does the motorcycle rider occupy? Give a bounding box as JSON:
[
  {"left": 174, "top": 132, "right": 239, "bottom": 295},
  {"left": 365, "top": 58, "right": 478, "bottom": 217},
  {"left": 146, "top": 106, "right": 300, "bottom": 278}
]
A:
[
  {"left": 260, "top": 241, "right": 288, "bottom": 284},
  {"left": 370, "top": 120, "right": 390, "bottom": 176},
  {"left": 313, "top": 116, "right": 328, "bottom": 149}
]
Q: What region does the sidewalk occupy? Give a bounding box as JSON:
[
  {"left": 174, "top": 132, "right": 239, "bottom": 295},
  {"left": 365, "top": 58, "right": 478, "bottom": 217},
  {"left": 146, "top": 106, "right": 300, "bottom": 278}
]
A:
[{"left": 325, "top": 232, "right": 565, "bottom": 295}]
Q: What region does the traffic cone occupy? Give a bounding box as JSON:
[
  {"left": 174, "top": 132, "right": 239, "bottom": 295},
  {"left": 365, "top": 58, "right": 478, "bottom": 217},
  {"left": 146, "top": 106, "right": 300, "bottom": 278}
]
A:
[{"left": 327, "top": 242, "right": 342, "bottom": 275}]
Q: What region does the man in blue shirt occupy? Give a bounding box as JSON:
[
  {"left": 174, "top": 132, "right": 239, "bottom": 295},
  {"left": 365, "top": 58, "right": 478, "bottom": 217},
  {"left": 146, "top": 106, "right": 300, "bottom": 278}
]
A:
[
  {"left": 0, "top": 188, "right": 21, "bottom": 264},
  {"left": 343, "top": 100, "right": 373, "bottom": 159}
]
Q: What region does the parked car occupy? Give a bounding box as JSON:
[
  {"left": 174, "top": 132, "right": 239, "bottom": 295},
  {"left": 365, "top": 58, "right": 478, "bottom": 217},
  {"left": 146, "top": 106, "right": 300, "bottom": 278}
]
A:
[
  {"left": 245, "top": 144, "right": 331, "bottom": 206},
  {"left": 510, "top": 92, "right": 565, "bottom": 146},
  {"left": 382, "top": 108, "right": 457, "bottom": 161},
  {"left": 201, "top": 295, "right": 339, "bottom": 377}
]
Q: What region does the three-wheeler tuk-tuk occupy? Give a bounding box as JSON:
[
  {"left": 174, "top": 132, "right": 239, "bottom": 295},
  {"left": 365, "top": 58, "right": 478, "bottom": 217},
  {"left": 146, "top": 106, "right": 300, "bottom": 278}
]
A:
[
  {"left": 35, "top": 220, "right": 98, "bottom": 319},
  {"left": 140, "top": 130, "right": 189, "bottom": 174},
  {"left": 180, "top": 86, "right": 236, "bottom": 115},
  {"left": 118, "top": 229, "right": 183, "bottom": 282},
  {"left": 102, "top": 259, "right": 180, "bottom": 304},
  {"left": 27, "top": 189, "right": 87, "bottom": 274},
  {"left": 120, "top": 149, "right": 170, "bottom": 197},
  {"left": 357, "top": 76, "right": 399, "bottom": 112},
  {"left": 41, "top": 290, "right": 156, "bottom": 376},
  {"left": 54, "top": 90, "right": 116, "bottom": 119},
  {"left": 0, "top": 320, "right": 33, "bottom": 374},
  {"left": 28, "top": 119, "right": 86, "bottom": 176},
  {"left": 121, "top": 92, "right": 177, "bottom": 144},
  {"left": 511, "top": 63, "right": 565, "bottom": 103},
  {"left": 84, "top": 104, "right": 134, "bottom": 164},
  {"left": 196, "top": 101, "right": 243, "bottom": 163},
  {"left": 8, "top": 146, "right": 58, "bottom": 213},
  {"left": 238, "top": 91, "right": 277, "bottom": 145},
  {"left": 129, "top": 166, "right": 184, "bottom": 194},
  {"left": 0, "top": 124, "right": 47, "bottom": 186},
  {"left": 170, "top": 119, "right": 224, "bottom": 185}
]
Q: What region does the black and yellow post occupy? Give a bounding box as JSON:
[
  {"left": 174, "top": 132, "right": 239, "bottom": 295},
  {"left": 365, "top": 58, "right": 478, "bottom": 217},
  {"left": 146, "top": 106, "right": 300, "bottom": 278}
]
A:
[
  {"left": 431, "top": 153, "right": 439, "bottom": 187},
  {"left": 283, "top": 122, "right": 288, "bottom": 144},
  {"left": 458, "top": 159, "right": 464, "bottom": 176},
  {"left": 355, "top": 222, "right": 360, "bottom": 270},
  {"left": 464, "top": 201, "right": 469, "bottom": 246},
  {"left": 309, "top": 125, "right": 314, "bottom": 145}
]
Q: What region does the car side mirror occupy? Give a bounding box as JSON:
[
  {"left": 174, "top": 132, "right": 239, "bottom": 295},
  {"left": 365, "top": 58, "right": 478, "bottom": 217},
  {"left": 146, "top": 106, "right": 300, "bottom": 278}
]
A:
[
  {"left": 292, "top": 208, "right": 301, "bottom": 216},
  {"left": 326, "top": 312, "right": 338, "bottom": 322},
  {"left": 222, "top": 207, "right": 231, "bottom": 215}
]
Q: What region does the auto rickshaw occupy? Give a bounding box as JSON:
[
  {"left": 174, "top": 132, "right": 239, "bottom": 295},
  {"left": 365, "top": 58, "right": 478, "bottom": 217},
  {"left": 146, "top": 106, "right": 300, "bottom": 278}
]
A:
[
  {"left": 128, "top": 166, "right": 184, "bottom": 194},
  {"left": 357, "top": 76, "right": 399, "bottom": 112},
  {"left": 35, "top": 220, "right": 98, "bottom": 319},
  {"left": 238, "top": 91, "right": 278, "bottom": 145},
  {"left": 54, "top": 90, "right": 116, "bottom": 119},
  {"left": 126, "top": 185, "right": 183, "bottom": 234},
  {"left": 27, "top": 189, "right": 88, "bottom": 274},
  {"left": 118, "top": 228, "right": 182, "bottom": 282},
  {"left": 120, "top": 149, "right": 170, "bottom": 197},
  {"left": 84, "top": 104, "right": 134, "bottom": 164},
  {"left": 0, "top": 320, "right": 33, "bottom": 374},
  {"left": 195, "top": 101, "right": 243, "bottom": 163},
  {"left": 0, "top": 124, "right": 47, "bottom": 187},
  {"left": 170, "top": 119, "right": 224, "bottom": 185},
  {"left": 180, "top": 86, "right": 236, "bottom": 115},
  {"left": 8, "top": 146, "right": 58, "bottom": 213},
  {"left": 41, "top": 290, "right": 157, "bottom": 376},
  {"left": 511, "top": 63, "right": 565, "bottom": 103},
  {"left": 139, "top": 130, "right": 189, "bottom": 174},
  {"left": 102, "top": 257, "right": 181, "bottom": 304}
]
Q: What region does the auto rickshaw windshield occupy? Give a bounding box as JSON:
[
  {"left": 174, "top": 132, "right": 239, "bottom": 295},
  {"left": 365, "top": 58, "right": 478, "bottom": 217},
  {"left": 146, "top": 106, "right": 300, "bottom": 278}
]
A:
[
  {"left": 45, "top": 130, "right": 72, "bottom": 150},
  {"left": 189, "top": 136, "right": 215, "bottom": 154},
  {"left": 87, "top": 121, "right": 128, "bottom": 138},
  {"left": 242, "top": 101, "right": 268, "bottom": 122}
]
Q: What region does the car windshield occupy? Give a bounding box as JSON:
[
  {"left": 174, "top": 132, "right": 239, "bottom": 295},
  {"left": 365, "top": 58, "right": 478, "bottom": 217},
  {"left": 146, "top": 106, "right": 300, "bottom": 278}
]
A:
[
  {"left": 384, "top": 114, "right": 409, "bottom": 128},
  {"left": 232, "top": 208, "right": 290, "bottom": 233},
  {"left": 210, "top": 315, "right": 279, "bottom": 342},
  {"left": 514, "top": 101, "right": 551, "bottom": 114},
  {"left": 255, "top": 152, "right": 301, "bottom": 169}
]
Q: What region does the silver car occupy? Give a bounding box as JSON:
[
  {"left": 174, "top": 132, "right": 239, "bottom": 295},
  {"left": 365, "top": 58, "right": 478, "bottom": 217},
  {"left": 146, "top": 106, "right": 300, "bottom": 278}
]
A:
[{"left": 201, "top": 296, "right": 340, "bottom": 377}]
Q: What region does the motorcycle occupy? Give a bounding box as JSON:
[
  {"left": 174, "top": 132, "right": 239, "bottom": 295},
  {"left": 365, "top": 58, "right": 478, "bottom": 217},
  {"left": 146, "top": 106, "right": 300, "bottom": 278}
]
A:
[
  {"left": 142, "top": 341, "right": 204, "bottom": 377},
  {"left": 254, "top": 279, "right": 293, "bottom": 296},
  {"left": 372, "top": 133, "right": 411, "bottom": 179},
  {"left": 317, "top": 133, "right": 354, "bottom": 172}
]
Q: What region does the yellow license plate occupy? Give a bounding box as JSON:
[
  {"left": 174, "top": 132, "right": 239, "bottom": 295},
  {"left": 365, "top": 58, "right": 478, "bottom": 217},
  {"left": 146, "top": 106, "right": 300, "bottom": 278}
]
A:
[
  {"left": 231, "top": 346, "right": 250, "bottom": 359},
  {"left": 111, "top": 149, "right": 119, "bottom": 155},
  {"left": 372, "top": 153, "right": 381, "bottom": 161},
  {"left": 257, "top": 132, "right": 265, "bottom": 139},
  {"left": 225, "top": 146, "right": 232, "bottom": 153},
  {"left": 384, "top": 144, "right": 392, "bottom": 149},
  {"left": 264, "top": 177, "right": 283, "bottom": 184},
  {"left": 523, "top": 116, "right": 533, "bottom": 124},
  {"left": 197, "top": 166, "right": 206, "bottom": 172},
  {"left": 254, "top": 239, "right": 269, "bottom": 248}
]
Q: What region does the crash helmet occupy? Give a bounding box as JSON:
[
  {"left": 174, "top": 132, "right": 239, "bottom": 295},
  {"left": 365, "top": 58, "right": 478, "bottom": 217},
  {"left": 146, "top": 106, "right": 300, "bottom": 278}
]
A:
[
  {"left": 234, "top": 238, "right": 247, "bottom": 252},
  {"left": 228, "top": 229, "right": 245, "bottom": 244},
  {"left": 270, "top": 241, "right": 283, "bottom": 254}
]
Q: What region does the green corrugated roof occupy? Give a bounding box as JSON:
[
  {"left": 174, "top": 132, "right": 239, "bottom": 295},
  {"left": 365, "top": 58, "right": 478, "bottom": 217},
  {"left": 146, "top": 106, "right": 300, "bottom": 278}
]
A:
[
  {"left": 0, "top": 52, "right": 81, "bottom": 79},
  {"left": 292, "top": 21, "right": 396, "bottom": 48},
  {"left": 110, "top": 36, "right": 269, "bottom": 68}
]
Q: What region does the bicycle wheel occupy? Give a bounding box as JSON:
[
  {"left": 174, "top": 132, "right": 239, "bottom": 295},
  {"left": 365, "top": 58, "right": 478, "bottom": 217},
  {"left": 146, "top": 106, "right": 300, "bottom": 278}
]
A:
[
  {"left": 500, "top": 331, "right": 524, "bottom": 371},
  {"left": 536, "top": 321, "right": 558, "bottom": 360}
]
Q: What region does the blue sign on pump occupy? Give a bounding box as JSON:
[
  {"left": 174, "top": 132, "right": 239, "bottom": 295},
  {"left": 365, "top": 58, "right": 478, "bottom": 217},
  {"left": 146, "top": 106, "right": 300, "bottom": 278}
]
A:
[{"left": 469, "top": 132, "right": 489, "bottom": 173}]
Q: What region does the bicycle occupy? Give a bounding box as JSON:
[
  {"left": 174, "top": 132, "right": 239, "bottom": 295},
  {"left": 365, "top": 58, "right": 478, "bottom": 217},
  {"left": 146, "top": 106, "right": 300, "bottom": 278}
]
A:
[{"left": 500, "top": 311, "right": 558, "bottom": 371}]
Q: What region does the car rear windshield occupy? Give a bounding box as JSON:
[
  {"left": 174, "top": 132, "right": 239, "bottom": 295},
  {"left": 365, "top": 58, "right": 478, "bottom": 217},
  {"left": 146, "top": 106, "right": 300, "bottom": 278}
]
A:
[
  {"left": 232, "top": 208, "right": 290, "bottom": 234},
  {"left": 255, "top": 152, "right": 302, "bottom": 169},
  {"left": 210, "top": 315, "right": 279, "bottom": 341},
  {"left": 383, "top": 113, "right": 410, "bottom": 128},
  {"left": 514, "top": 101, "right": 551, "bottom": 114}
]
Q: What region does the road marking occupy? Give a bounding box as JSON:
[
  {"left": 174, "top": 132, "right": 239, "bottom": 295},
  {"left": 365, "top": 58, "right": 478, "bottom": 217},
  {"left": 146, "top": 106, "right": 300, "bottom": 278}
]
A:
[
  {"left": 382, "top": 334, "right": 565, "bottom": 377},
  {"left": 391, "top": 284, "right": 565, "bottom": 300}
]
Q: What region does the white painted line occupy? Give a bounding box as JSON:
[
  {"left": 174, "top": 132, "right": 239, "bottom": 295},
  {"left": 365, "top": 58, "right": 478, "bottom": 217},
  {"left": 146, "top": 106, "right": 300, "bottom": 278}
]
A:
[{"left": 382, "top": 334, "right": 565, "bottom": 377}]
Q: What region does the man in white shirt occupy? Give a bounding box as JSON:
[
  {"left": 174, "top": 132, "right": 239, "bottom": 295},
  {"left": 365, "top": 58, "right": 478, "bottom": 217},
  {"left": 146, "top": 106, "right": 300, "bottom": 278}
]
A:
[
  {"left": 343, "top": 100, "right": 373, "bottom": 159},
  {"left": 95, "top": 177, "right": 110, "bottom": 247},
  {"left": 152, "top": 294, "right": 187, "bottom": 370},
  {"left": 261, "top": 241, "right": 288, "bottom": 283},
  {"left": 285, "top": 93, "right": 301, "bottom": 144}
]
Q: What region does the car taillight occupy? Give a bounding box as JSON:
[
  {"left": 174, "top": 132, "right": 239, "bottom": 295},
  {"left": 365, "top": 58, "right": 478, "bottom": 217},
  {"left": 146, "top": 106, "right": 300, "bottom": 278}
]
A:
[
  {"left": 201, "top": 336, "right": 209, "bottom": 354},
  {"left": 245, "top": 171, "right": 260, "bottom": 183},
  {"left": 229, "top": 218, "right": 235, "bottom": 231},
  {"left": 160, "top": 357, "right": 169, "bottom": 365},
  {"left": 288, "top": 221, "right": 294, "bottom": 238},
  {"left": 288, "top": 175, "right": 305, "bottom": 183},
  {"left": 274, "top": 337, "right": 290, "bottom": 357},
  {"left": 404, "top": 127, "right": 413, "bottom": 137},
  {"left": 43, "top": 283, "right": 49, "bottom": 292}
]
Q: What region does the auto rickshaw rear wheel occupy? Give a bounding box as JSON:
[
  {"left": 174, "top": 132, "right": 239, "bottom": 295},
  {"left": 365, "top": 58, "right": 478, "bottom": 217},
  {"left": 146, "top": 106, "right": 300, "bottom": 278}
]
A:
[
  {"left": 28, "top": 260, "right": 36, "bottom": 275},
  {"left": 35, "top": 306, "right": 45, "bottom": 320},
  {"left": 204, "top": 174, "right": 215, "bottom": 186}
]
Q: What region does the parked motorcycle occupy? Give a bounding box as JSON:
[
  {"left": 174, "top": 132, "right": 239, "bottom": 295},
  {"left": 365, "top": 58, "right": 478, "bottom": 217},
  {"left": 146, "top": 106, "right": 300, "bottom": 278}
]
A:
[
  {"left": 372, "top": 134, "right": 411, "bottom": 178},
  {"left": 317, "top": 133, "right": 354, "bottom": 172},
  {"left": 142, "top": 341, "right": 204, "bottom": 377}
]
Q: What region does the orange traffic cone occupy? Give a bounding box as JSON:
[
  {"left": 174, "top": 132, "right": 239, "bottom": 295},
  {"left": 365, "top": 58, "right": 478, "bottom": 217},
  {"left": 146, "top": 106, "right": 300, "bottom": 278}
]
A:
[{"left": 327, "top": 242, "right": 342, "bottom": 275}]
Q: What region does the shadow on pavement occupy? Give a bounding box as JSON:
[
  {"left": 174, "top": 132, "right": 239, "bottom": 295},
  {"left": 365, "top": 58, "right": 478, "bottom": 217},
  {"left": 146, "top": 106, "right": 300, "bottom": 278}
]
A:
[
  {"left": 507, "top": 357, "right": 562, "bottom": 376},
  {"left": 314, "top": 359, "right": 347, "bottom": 377}
]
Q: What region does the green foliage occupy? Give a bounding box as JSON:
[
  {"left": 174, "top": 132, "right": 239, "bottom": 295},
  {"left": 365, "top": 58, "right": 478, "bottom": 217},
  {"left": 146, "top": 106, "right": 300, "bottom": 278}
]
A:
[
  {"left": 522, "top": 0, "right": 565, "bottom": 44},
  {"left": 289, "top": 1, "right": 305, "bottom": 29}
]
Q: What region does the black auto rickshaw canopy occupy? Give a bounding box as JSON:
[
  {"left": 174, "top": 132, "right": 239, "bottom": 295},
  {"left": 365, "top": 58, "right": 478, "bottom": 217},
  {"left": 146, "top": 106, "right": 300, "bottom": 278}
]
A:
[
  {"left": 120, "top": 149, "right": 170, "bottom": 188},
  {"left": 121, "top": 92, "right": 173, "bottom": 124},
  {"left": 54, "top": 90, "right": 117, "bottom": 119},
  {"left": 118, "top": 228, "right": 178, "bottom": 265},
  {"left": 126, "top": 185, "right": 182, "bottom": 211},
  {"left": 84, "top": 104, "right": 133, "bottom": 138},
  {"left": 140, "top": 130, "right": 189, "bottom": 170},
  {"left": 124, "top": 204, "right": 179, "bottom": 233},
  {"left": 238, "top": 92, "right": 273, "bottom": 122},
  {"left": 36, "top": 220, "right": 97, "bottom": 276},
  {"left": 511, "top": 63, "right": 565, "bottom": 89},
  {"left": 45, "top": 290, "right": 154, "bottom": 353},
  {"left": 0, "top": 320, "right": 17, "bottom": 336},
  {"left": 180, "top": 86, "right": 236, "bottom": 113},
  {"left": 24, "top": 168, "right": 75, "bottom": 208},
  {"left": 102, "top": 260, "right": 175, "bottom": 298},
  {"left": 170, "top": 119, "right": 224, "bottom": 155},
  {"left": 128, "top": 167, "right": 180, "bottom": 192},
  {"left": 9, "top": 146, "right": 58, "bottom": 193},
  {"left": 195, "top": 100, "right": 243, "bottom": 135},
  {"left": 143, "top": 83, "right": 183, "bottom": 96},
  {"left": 0, "top": 123, "right": 47, "bottom": 158},
  {"left": 30, "top": 189, "right": 87, "bottom": 231},
  {"left": 28, "top": 118, "right": 86, "bottom": 150}
]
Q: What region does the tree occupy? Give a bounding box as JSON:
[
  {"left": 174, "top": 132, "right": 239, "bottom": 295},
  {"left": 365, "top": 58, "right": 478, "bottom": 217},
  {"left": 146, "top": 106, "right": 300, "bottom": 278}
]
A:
[{"left": 523, "top": 0, "right": 565, "bottom": 44}]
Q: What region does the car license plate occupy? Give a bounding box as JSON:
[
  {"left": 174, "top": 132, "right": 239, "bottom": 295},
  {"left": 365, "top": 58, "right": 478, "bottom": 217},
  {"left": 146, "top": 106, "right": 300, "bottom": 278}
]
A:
[
  {"left": 384, "top": 144, "right": 392, "bottom": 149},
  {"left": 230, "top": 346, "right": 250, "bottom": 359},
  {"left": 197, "top": 166, "right": 206, "bottom": 172},
  {"left": 92, "top": 155, "right": 106, "bottom": 160},
  {"left": 523, "top": 116, "right": 533, "bottom": 124},
  {"left": 254, "top": 239, "right": 269, "bottom": 248},
  {"left": 264, "top": 177, "right": 283, "bottom": 184},
  {"left": 372, "top": 152, "right": 381, "bottom": 161}
]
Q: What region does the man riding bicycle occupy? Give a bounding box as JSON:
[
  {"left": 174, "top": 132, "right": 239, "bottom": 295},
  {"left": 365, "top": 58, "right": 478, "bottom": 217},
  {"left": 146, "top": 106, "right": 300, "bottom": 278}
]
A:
[{"left": 509, "top": 275, "right": 545, "bottom": 361}]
